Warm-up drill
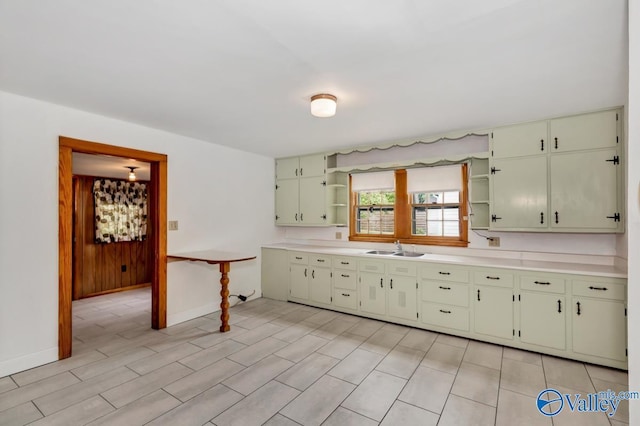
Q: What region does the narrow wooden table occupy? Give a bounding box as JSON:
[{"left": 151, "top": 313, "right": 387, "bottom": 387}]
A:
[{"left": 167, "top": 249, "right": 256, "bottom": 332}]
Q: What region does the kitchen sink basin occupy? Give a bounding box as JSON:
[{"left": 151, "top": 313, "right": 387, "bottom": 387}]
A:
[
  {"left": 393, "top": 251, "right": 424, "bottom": 257},
  {"left": 365, "top": 250, "right": 396, "bottom": 255}
]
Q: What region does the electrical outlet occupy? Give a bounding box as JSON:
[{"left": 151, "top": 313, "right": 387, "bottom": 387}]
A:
[
  {"left": 168, "top": 220, "right": 179, "bottom": 231},
  {"left": 335, "top": 231, "right": 342, "bottom": 239},
  {"left": 488, "top": 237, "right": 500, "bottom": 247},
  {"left": 121, "top": 264, "right": 127, "bottom": 272}
]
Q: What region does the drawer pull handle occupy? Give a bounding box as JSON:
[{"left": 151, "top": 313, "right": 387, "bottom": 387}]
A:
[
  {"left": 342, "top": 293, "right": 350, "bottom": 297},
  {"left": 438, "top": 286, "right": 451, "bottom": 290},
  {"left": 295, "top": 256, "right": 303, "bottom": 260},
  {"left": 390, "top": 279, "right": 393, "bottom": 289},
  {"left": 477, "top": 289, "right": 481, "bottom": 301},
  {"left": 485, "top": 276, "right": 500, "bottom": 280},
  {"left": 304, "top": 268, "right": 307, "bottom": 277},
  {"left": 439, "top": 272, "right": 451, "bottom": 275},
  {"left": 341, "top": 274, "right": 350, "bottom": 278},
  {"left": 341, "top": 261, "right": 349, "bottom": 265},
  {"left": 312, "top": 270, "right": 315, "bottom": 279},
  {"left": 576, "top": 301, "right": 581, "bottom": 316},
  {"left": 380, "top": 278, "right": 383, "bottom": 288},
  {"left": 534, "top": 281, "right": 551, "bottom": 285},
  {"left": 558, "top": 300, "right": 562, "bottom": 313},
  {"left": 317, "top": 259, "right": 325, "bottom": 263},
  {"left": 439, "top": 309, "right": 452, "bottom": 314},
  {"left": 588, "top": 286, "right": 608, "bottom": 291}
]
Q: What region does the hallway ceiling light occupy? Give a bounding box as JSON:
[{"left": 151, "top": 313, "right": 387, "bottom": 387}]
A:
[
  {"left": 310, "top": 93, "right": 337, "bottom": 118},
  {"left": 126, "top": 166, "right": 138, "bottom": 181}
]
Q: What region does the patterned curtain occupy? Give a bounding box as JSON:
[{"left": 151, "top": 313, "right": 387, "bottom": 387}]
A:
[{"left": 93, "top": 179, "right": 148, "bottom": 243}]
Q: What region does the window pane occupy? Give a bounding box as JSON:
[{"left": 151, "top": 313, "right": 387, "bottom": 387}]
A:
[
  {"left": 427, "top": 221, "right": 443, "bottom": 236},
  {"left": 443, "top": 221, "right": 459, "bottom": 236},
  {"left": 412, "top": 206, "right": 427, "bottom": 235},
  {"left": 443, "top": 206, "right": 459, "bottom": 220},
  {"left": 427, "top": 207, "right": 442, "bottom": 220}
]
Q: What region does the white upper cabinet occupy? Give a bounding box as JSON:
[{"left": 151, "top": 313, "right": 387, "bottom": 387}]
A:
[
  {"left": 275, "top": 157, "right": 301, "bottom": 180},
  {"left": 490, "top": 156, "right": 548, "bottom": 229},
  {"left": 299, "top": 154, "right": 326, "bottom": 177},
  {"left": 491, "top": 120, "right": 548, "bottom": 158},
  {"left": 550, "top": 110, "right": 619, "bottom": 152},
  {"left": 275, "top": 178, "right": 300, "bottom": 225},
  {"left": 550, "top": 148, "right": 621, "bottom": 230},
  {"left": 299, "top": 176, "right": 327, "bottom": 225},
  {"left": 489, "top": 108, "right": 623, "bottom": 233}
]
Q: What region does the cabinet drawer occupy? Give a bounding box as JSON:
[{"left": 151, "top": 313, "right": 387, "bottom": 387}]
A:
[
  {"left": 573, "top": 280, "right": 625, "bottom": 301},
  {"left": 473, "top": 270, "right": 514, "bottom": 287},
  {"left": 333, "top": 289, "right": 357, "bottom": 310},
  {"left": 310, "top": 255, "right": 332, "bottom": 267},
  {"left": 334, "top": 271, "right": 357, "bottom": 290},
  {"left": 388, "top": 262, "right": 417, "bottom": 277},
  {"left": 520, "top": 276, "right": 565, "bottom": 294},
  {"left": 333, "top": 256, "right": 357, "bottom": 271},
  {"left": 421, "top": 281, "right": 469, "bottom": 307},
  {"left": 359, "top": 260, "right": 386, "bottom": 274},
  {"left": 421, "top": 302, "right": 469, "bottom": 332},
  {"left": 289, "top": 252, "right": 308, "bottom": 264},
  {"left": 421, "top": 266, "right": 469, "bottom": 283}
]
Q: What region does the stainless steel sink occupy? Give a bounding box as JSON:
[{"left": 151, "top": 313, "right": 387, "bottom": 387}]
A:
[
  {"left": 393, "top": 251, "right": 424, "bottom": 257},
  {"left": 365, "top": 250, "right": 396, "bottom": 255}
]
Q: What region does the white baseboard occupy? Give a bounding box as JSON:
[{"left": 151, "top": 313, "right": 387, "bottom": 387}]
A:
[
  {"left": 0, "top": 346, "right": 58, "bottom": 378},
  {"left": 167, "top": 303, "right": 220, "bottom": 327}
]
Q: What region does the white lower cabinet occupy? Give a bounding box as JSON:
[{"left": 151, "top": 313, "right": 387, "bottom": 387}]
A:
[
  {"left": 571, "top": 280, "right": 627, "bottom": 363},
  {"left": 308, "top": 255, "right": 332, "bottom": 305},
  {"left": 518, "top": 274, "right": 566, "bottom": 350},
  {"left": 270, "top": 249, "right": 627, "bottom": 369},
  {"left": 473, "top": 269, "right": 515, "bottom": 341},
  {"left": 332, "top": 256, "right": 358, "bottom": 310},
  {"left": 358, "top": 259, "right": 387, "bottom": 315},
  {"left": 289, "top": 253, "right": 309, "bottom": 300}
]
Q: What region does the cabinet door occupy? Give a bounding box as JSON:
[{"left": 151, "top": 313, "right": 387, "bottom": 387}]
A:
[
  {"left": 474, "top": 285, "right": 513, "bottom": 340},
  {"left": 359, "top": 272, "right": 386, "bottom": 315},
  {"left": 299, "top": 154, "right": 326, "bottom": 177},
  {"left": 310, "top": 267, "right": 332, "bottom": 305},
  {"left": 550, "top": 148, "right": 620, "bottom": 230},
  {"left": 491, "top": 121, "right": 548, "bottom": 158},
  {"left": 289, "top": 264, "right": 309, "bottom": 300},
  {"left": 490, "top": 156, "right": 548, "bottom": 229},
  {"left": 276, "top": 157, "right": 300, "bottom": 179},
  {"left": 275, "top": 179, "right": 299, "bottom": 225},
  {"left": 520, "top": 293, "right": 566, "bottom": 350},
  {"left": 572, "top": 298, "right": 626, "bottom": 362},
  {"left": 550, "top": 110, "right": 618, "bottom": 152},
  {"left": 299, "top": 176, "right": 327, "bottom": 225},
  {"left": 388, "top": 275, "right": 417, "bottom": 321}
]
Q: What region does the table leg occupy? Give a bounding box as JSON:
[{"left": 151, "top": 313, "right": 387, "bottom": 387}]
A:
[{"left": 219, "top": 262, "right": 231, "bottom": 332}]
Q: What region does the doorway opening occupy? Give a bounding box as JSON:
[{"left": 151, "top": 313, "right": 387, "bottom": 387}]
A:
[{"left": 58, "top": 136, "right": 167, "bottom": 359}]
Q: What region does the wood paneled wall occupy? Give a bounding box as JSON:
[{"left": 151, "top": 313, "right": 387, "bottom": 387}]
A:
[{"left": 72, "top": 176, "right": 152, "bottom": 299}]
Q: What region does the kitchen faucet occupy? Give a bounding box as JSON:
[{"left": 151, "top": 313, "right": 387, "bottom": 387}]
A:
[{"left": 395, "top": 240, "right": 403, "bottom": 251}]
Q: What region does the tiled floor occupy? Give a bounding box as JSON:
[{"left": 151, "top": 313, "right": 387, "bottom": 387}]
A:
[{"left": 0, "top": 288, "right": 630, "bottom": 425}]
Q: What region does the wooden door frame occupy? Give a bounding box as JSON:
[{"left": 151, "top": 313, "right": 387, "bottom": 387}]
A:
[{"left": 58, "top": 136, "right": 167, "bottom": 359}]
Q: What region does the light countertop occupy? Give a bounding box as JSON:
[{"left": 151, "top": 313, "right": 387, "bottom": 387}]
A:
[{"left": 262, "top": 243, "right": 627, "bottom": 279}]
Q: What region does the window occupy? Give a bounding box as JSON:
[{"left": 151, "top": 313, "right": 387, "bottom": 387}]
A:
[
  {"left": 93, "top": 179, "right": 148, "bottom": 243},
  {"left": 349, "top": 165, "right": 468, "bottom": 247}
]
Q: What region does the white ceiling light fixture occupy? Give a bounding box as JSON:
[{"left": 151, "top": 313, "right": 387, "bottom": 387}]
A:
[
  {"left": 126, "top": 166, "right": 138, "bottom": 181},
  {"left": 310, "top": 93, "right": 337, "bottom": 118}
]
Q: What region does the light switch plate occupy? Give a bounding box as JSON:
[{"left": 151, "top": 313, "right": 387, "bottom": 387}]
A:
[{"left": 168, "top": 220, "right": 179, "bottom": 231}]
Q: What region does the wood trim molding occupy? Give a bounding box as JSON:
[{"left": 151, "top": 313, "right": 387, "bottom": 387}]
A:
[{"left": 58, "top": 136, "right": 168, "bottom": 359}]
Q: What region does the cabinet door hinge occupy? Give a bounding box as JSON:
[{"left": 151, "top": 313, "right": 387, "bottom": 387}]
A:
[
  {"left": 606, "top": 213, "right": 621, "bottom": 222},
  {"left": 275, "top": 184, "right": 279, "bottom": 190},
  {"left": 625, "top": 308, "right": 627, "bottom": 317},
  {"left": 512, "top": 295, "right": 515, "bottom": 302},
  {"left": 490, "top": 166, "right": 501, "bottom": 174},
  {"left": 518, "top": 294, "right": 521, "bottom": 301},
  {"left": 513, "top": 329, "right": 515, "bottom": 336},
  {"left": 416, "top": 312, "right": 419, "bottom": 319},
  {"left": 616, "top": 113, "right": 619, "bottom": 121},
  {"left": 491, "top": 214, "right": 502, "bottom": 222},
  {"left": 321, "top": 180, "right": 327, "bottom": 186},
  {"left": 606, "top": 155, "right": 620, "bottom": 165}
]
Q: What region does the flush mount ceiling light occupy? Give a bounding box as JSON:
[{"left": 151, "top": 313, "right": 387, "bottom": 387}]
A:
[
  {"left": 125, "top": 166, "right": 138, "bottom": 181},
  {"left": 310, "top": 93, "right": 337, "bottom": 118}
]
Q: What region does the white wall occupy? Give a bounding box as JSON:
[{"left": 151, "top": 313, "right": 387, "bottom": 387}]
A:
[
  {"left": 627, "top": 2, "right": 639, "bottom": 422},
  {"left": 0, "top": 90, "right": 283, "bottom": 377}
]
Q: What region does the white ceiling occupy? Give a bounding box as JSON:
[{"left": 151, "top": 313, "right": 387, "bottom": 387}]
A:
[
  {"left": 73, "top": 153, "right": 150, "bottom": 181},
  {"left": 0, "top": 0, "right": 628, "bottom": 158}
]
